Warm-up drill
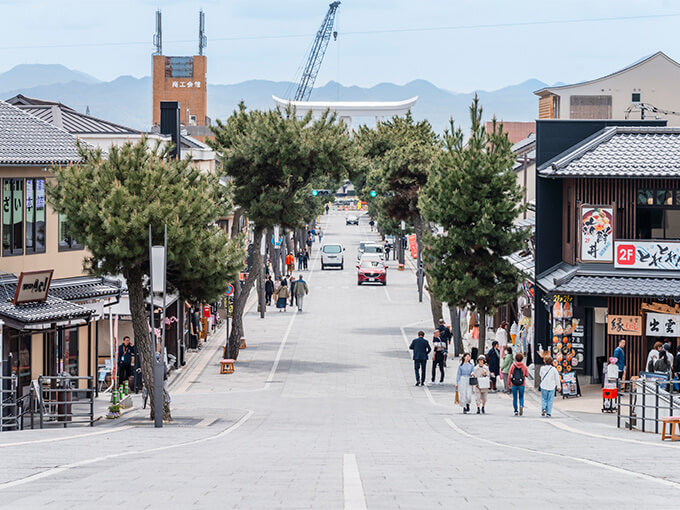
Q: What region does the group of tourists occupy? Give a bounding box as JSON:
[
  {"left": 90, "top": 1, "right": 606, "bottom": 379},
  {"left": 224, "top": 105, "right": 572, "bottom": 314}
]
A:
[
  {"left": 612, "top": 338, "right": 680, "bottom": 382},
  {"left": 409, "top": 323, "right": 561, "bottom": 417},
  {"left": 265, "top": 274, "right": 309, "bottom": 312}
]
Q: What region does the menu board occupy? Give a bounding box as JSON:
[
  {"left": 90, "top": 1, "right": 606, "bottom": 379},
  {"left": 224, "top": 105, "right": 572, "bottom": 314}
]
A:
[
  {"left": 551, "top": 295, "right": 585, "bottom": 376},
  {"left": 561, "top": 372, "right": 581, "bottom": 398}
]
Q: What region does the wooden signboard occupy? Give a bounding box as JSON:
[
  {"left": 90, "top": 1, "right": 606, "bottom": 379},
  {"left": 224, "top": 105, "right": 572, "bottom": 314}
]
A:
[
  {"left": 607, "top": 315, "right": 642, "bottom": 336},
  {"left": 13, "top": 269, "right": 53, "bottom": 305}
]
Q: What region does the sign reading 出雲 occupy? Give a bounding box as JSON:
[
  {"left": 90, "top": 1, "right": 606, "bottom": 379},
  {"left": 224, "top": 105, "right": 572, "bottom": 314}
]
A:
[
  {"left": 13, "top": 269, "right": 53, "bottom": 305},
  {"left": 615, "top": 240, "right": 680, "bottom": 270},
  {"left": 646, "top": 312, "right": 680, "bottom": 337}
]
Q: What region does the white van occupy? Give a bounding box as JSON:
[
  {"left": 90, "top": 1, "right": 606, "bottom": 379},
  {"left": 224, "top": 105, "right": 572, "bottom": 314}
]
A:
[{"left": 321, "top": 244, "right": 345, "bottom": 270}]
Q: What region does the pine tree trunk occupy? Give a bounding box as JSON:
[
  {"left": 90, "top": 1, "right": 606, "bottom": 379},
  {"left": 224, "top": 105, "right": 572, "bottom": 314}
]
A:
[
  {"left": 413, "top": 214, "right": 441, "bottom": 327},
  {"left": 126, "top": 264, "right": 171, "bottom": 421},
  {"left": 478, "top": 308, "right": 487, "bottom": 354},
  {"left": 449, "top": 304, "right": 463, "bottom": 356},
  {"left": 429, "top": 294, "right": 443, "bottom": 327},
  {"left": 228, "top": 226, "right": 262, "bottom": 359}
]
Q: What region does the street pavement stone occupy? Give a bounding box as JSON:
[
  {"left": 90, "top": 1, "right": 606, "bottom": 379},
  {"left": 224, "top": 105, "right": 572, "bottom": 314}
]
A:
[{"left": 0, "top": 211, "right": 679, "bottom": 509}]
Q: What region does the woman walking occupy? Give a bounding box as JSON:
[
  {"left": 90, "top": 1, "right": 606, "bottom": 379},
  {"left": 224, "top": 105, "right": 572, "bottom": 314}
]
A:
[
  {"left": 473, "top": 355, "right": 491, "bottom": 414},
  {"left": 275, "top": 280, "right": 289, "bottom": 312},
  {"left": 456, "top": 353, "right": 474, "bottom": 414},
  {"left": 539, "top": 356, "right": 560, "bottom": 417},
  {"left": 500, "top": 346, "right": 513, "bottom": 393},
  {"left": 509, "top": 353, "right": 529, "bottom": 416}
]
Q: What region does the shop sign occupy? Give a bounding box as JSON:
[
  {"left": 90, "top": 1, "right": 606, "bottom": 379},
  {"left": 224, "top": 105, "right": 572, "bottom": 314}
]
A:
[
  {"left": 550, "top": 294, "right": 584, "bottom": 373},
  {"left": 646, "top": 312, "right": 680, "bottom": 337},
  {"left": 580, "top": 206, "right": 614, "bottom": 262},
  {"left": 407, "top": 234, "right": 418, "bottom": 259},
  {"left": 615, "top": 240, "right": 680, "bottom": 270},
  {"left": 607, "top": 315, "right": 642, "bottom": 336},
  {"left": 13, "top": 269, "right": 53, "bottom": 305}
]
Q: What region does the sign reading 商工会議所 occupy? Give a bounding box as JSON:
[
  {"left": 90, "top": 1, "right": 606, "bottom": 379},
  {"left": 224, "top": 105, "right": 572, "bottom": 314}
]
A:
[
  {"left": 615, "top": 240, "right": 680, "bottom": 270},
  {"left": 13, "top": 269, "right": 53, "bottom": 305}
]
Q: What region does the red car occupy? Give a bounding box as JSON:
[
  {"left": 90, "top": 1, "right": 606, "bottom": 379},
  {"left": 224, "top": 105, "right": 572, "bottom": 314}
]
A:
[{"left": 357, "top": 259, "right": 386, "bottom": 286}]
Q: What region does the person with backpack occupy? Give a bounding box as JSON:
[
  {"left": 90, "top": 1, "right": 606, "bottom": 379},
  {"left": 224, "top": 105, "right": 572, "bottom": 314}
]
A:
[
  {"left": 456, "top": 353, "right": 474, "bottom": 413},
  {"left": 437, "top": 319, "right": 452, "bottom": 366},
  {"left": 509, "top": 352, "right": 529, "bottom": 416},
  {"left": 539, "top": 356, "right": 560, "bottom": 417}
]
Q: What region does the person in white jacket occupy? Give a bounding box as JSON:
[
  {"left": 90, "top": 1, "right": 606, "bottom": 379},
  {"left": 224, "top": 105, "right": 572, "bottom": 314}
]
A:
[{"left": 539, "top": 356, "right": 560, "bottom": 417}]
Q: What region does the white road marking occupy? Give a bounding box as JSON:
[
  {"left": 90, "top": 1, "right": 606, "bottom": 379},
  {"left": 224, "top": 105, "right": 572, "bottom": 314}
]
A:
[
  {"left": 0, "top": 409, "right": 254, "bottom": 490},
  {"left": 445, "top": 418, "right": 680, "bottom": 489},
  {"left": 399, "top": 323, "right": 439, "bottom": 406},
  {"left": 175, "top": 329, "right": 225, "bottom": 394},
  {"left": 547, "top": 419, "right": 680, "bottom": 450},
  {"left": 343, "top": 453, "right": 368, "bottom": 510},
  {"left": 0, "top": 425, "right": 134, "bottom": 448},
  {"left": 265, "top": 307, "right": 299, "bottom": 388},
  {"left": 383, "top": 286, "right": 391, "bottom": 302},
  {"left": 195, "top": 417, "right": 216, "bottom": 427}
]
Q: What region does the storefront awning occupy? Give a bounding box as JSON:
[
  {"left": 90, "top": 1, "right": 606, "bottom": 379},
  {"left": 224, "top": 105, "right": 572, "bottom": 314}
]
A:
[
  {"left": 49, "top": 276, "right": 122, "bottom": 301},
  {"left": 0, "top": 297, "right": 91, "bottom": 330}
]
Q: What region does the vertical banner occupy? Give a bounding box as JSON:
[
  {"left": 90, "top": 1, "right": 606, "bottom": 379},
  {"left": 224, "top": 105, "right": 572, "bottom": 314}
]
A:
[
  {"left": 580, "top": 206, "right": 614, "bottom": 262},
  {"left": 407, "top": 234, "right": 418, "bottom": 259}
]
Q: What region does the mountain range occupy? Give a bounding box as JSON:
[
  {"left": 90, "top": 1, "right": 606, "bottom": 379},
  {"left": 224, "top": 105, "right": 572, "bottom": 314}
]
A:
[{"left": 0, "top": 64, "right": 547, "bottom": 134}]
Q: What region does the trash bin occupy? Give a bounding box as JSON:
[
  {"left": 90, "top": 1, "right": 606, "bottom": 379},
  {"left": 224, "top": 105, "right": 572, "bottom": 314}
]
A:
[{"left": 56, "top": 373, "right": 72, "bottom": 423}]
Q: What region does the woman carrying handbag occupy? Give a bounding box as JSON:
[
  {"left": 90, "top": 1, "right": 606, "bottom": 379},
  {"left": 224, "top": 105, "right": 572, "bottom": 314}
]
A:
[
  {"left": 473, "top": 355, "right": 491, "bottom": 414},
  {"left": 456, "top": 353, "right": 474, "bottom": 414}
]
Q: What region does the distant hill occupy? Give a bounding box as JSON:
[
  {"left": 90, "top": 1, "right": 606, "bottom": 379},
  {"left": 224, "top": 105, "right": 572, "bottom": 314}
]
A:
[{"left": 0, "top": 64, "right": 547, "bottom": 133}]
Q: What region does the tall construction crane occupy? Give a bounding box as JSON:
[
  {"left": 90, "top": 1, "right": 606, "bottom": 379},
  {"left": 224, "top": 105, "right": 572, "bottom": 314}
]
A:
[{"left": 293, "top": 1, "right": 340, "bottom": 102}]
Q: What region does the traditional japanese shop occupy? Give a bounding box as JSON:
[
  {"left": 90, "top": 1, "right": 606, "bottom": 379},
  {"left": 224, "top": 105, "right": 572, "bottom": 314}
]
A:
[{"left": 534, "top": 119, "right": 680, "bottom": 380}]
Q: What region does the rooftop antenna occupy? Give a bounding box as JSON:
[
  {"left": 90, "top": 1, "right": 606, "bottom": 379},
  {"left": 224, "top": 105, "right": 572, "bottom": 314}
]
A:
[
  {"left": 198, "top": 10, "right": 207, "bottom": 56},
  {"left": 153, "top": 10, "right": 163, "bottom": 55}
]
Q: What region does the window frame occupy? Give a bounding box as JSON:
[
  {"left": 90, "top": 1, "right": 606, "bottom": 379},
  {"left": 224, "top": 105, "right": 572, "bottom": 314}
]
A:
[
  {"left": 636, "top": 187, "right": 680, "bottom": 240},
  {"left": 2, "top": 178, "right": 25, "bottom": 256},
  {"left": 25, "top": 177, "right": 46, "bottom": 255},
  {"left": 58, "top": 212, "right": 84, "bottom": 252}
]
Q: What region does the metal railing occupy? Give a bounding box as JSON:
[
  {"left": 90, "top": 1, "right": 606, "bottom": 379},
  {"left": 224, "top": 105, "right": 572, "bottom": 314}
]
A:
[
  {"left": 0, "top": 374, "right": 19, "bottom": 431},
  {"left": 37, "top": 375, "right": 95, "bottom": 429},
  {"left": 617, "top": 378, "right": 680, "bottom": 434}
]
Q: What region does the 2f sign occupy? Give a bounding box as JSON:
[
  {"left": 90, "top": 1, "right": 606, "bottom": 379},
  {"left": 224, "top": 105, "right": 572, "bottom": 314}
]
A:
[{"left": 617, "top": 244, "right": 635, "bottom": 266}]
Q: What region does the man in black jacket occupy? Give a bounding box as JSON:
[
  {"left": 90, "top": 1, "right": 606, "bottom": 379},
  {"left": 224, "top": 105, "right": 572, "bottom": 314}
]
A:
[
  {"left": 265, "top": 276, "right": 274, "bottom": 306},
  {"left": 118, "top": 336, "right": 134, "bottom": 386},
  {"left": 409, "top": 331, "right": 431, "bottom": 386},
  {"left": 486, "top": 340, "right": 501, "bottom": 392},
  {"left": 437, "top": 319, "right": 452, "bottom": 365}
]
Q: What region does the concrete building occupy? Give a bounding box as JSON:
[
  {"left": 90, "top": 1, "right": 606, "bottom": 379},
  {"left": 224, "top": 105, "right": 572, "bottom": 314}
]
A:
[{"left": 534, "top": 52, "right": 680, "bottom": 125}]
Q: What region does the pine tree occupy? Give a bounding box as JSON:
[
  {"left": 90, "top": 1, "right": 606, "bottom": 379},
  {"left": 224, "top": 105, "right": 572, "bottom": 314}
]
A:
[
  {"left": 420, "top": 96, "right": 528, "bottom": 354},
  {"left": 48, "top": 140, "right": 243, "bottom": 421},
  {"left": 209, "top": 103, "right": 356, "bottom": 357}
]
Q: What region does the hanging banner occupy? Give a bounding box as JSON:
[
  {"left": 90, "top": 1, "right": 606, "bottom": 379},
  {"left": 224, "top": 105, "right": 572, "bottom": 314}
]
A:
[
  {"left": 407, "top": 234, "right": 418, "bottom": 259},
  {"left": 607, "top": 315, "right": 642, "bottom": 336},
  {"left": 580, "top": 206, "right": 614, "bottom": 262},
  {"left": 615, "top": 240, "right": 680, "bottom": 270},
  {"left": 646, "top": 312, "right": 680, "bottom": 337}
]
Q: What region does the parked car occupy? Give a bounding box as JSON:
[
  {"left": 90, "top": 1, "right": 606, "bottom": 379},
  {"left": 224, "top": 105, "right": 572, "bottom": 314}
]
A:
[
  {"left": 356, "top": 259, "right": 387, "bottom": 286},
  {"left": 346, "top": 214, "right": 359, "bottom": 225},
  {"left": 321, "top": 243, "right": 345, "bottom": 270},
  {"left": 358, "top": 243, "right": 384, "bottom": 260},
  {"left": 358, "top": 253, "right": 386, "bottom": 267}
]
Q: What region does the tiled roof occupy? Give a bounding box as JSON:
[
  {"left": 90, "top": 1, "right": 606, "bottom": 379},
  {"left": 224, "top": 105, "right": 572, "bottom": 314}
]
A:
[
  {"left": 507, "top": 249, "right": 534, "bottom": 279},
  {"left": 49, "top": 276, "right": 121, "bottom": 301},
  {"left": 538, "top": 126, "right": 680, "bottom": 178},
  {"left": 15, "top": 104, "right": 140, "bottom": 135},
  {"left": 554, "top": 274, "right": 680, "bottom": 298},
  {"left": 0, "top": 100, "right": 82, "bottom": 165},
  {"left": 0, "top": 297, "right": 91, "bottom": 325}
]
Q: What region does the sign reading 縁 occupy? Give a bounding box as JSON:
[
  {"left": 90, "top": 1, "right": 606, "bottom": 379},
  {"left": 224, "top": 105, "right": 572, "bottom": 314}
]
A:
[
  {"left": 646, "top": 312, "right": 680, "bottom": 337},
  {"left": 607, "top": 315, "right": 642, "bottom": 336},
  {"left": 13, "top": 269, "right": 53, "bottom": 305},
  {"left": 615, "top": 240, "right": 680, "bottom": 270}
]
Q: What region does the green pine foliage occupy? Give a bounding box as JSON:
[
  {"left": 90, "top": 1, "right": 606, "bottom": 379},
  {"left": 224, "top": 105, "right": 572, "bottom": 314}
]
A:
[{"left": 420, "top": 96, "right": 528, "bottom": 351}]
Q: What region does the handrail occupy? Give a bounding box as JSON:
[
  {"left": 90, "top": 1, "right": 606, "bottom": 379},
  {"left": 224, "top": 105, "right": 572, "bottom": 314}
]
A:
[{"left": 617, "top": 378, "right": 680, "bottom": 433}]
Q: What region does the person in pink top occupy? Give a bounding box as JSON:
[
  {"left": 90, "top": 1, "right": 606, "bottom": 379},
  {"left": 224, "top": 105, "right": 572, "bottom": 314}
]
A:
[{"left": 509, "top": 353, "right": 529, "bottom": 416}]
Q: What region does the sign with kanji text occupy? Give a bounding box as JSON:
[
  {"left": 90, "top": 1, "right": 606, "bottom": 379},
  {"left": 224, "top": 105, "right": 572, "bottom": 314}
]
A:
[
  {"left": 580, "top": 206, "right": 614, "bottom": 262},
  {"left": 13, "top": 269, "right": 53, "bottom": 305},
  {"left": 607, "top": 315, "right": 642, "bottom": 336},
  {"left": 646, "top": 312, "right": 680, "bottom": 337},
  {"left": 615, "top": 240, "right": 680, "bottom": 270}
]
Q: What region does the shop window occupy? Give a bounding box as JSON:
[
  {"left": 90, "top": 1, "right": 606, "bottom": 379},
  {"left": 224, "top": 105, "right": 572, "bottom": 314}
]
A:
[
  {"left": 637, "top": 188, "right": 680, "bottom": 239},
  {"left": 25, "top": 178, "right": 46, "bottom": 254},
  {"left": 2, "top": 179, "right": 24, "bottom": 256},
  {"left": 58, "top": 213, "right": 83, "bottom": 251},
  {"left": 63, "top": 327, "right": 79, "bottom": 377},
  {"left": 2, "top": 329, "right": 31, "bottom": 390}
]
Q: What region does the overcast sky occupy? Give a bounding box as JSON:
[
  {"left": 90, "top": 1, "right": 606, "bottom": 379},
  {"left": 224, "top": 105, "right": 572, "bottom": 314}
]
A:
[{"left": 1, "top": 0, "right": 680, "bottom": 91}]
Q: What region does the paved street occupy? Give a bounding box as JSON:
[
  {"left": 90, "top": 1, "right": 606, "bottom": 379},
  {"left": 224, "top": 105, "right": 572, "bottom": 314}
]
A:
[{"left": 1, "top": 211, "right": 680, "bottom": 509}]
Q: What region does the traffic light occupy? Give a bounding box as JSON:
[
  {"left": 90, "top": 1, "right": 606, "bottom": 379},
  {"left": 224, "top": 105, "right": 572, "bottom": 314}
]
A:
[
  {"left": 369, "top": 190, "right": 377, "bottom": 198},
  {"left": 312, "top": 189, "right": 332, "bottom": 196}
]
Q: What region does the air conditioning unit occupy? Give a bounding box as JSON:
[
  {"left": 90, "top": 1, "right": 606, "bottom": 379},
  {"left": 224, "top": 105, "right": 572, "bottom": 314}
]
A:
[{"left": 189, "top": 114, "right": 197, "bottom": 126}]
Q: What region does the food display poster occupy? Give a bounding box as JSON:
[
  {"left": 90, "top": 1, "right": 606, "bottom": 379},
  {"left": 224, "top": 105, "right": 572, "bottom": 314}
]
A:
[
  {"left": 580, "top": 206, "right": 614, "bottom": 262},
  {"left": 561, "top": 372, "right": 581, "bottom": 398},
  {"left": 551, "top": 295, "right": 585, "bottom": 374}
]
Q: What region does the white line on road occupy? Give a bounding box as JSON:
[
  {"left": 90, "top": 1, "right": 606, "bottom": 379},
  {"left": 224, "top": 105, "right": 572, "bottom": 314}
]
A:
[
  {"left": 0, "top": 425, "right": 134, "bottom": 448},
  {"left": 547, "top": 419, "right": 680, "bottom": 450},
  {"left": 343, "top": 453, "right": 368, "bottom": 510},
  {"left": 0, "top": 409, "right": 254, "bottom": 490},
  {"left": 445, "top": 418, "right": 680, "bottom": 489},
  {"left": 265, "top": 308, "right": 298, "bottom": 388},
  {"left": 399, "top": 323, "right": 440, "bottom": 407},
  {"left": 383, "top": 286, "right": 391, "bottom": 302}
]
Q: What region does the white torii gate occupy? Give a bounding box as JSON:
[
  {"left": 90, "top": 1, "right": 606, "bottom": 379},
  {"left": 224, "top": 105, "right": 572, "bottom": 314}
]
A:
[{"left": 272, "top": 95, "right": 418, "bottom": 130}]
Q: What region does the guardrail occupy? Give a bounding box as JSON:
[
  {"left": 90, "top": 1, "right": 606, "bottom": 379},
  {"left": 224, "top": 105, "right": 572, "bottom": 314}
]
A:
[
  {"left": 617, "top": 378, "right": 680, "bottom": 433},
  {"left": 0, "top": 374, "right": 19, "bottom": 431},
  {"left": 37, "top": 375, "right": 95, "bottom": 429}
]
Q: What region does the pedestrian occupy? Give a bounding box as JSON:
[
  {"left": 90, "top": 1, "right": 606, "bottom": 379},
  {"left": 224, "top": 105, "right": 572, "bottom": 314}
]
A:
[
  {"left": 473, "top": 355, "right": 491, "bottom": 414},
  {"left": 674, "top": 346, "right": 680, "bottom": 391},
  {"left": 664, "top": 342, "right": 675, "bottom": 370},
  {"left": 325, "top": 204, "right": 329, "bottom": 214},
  {"left": 486, "top": 340, "right": 501, "bottom": 392},
  {"left": 646, "top": 341, "right": 663, "bottom": 372},
  {"left": 456, "top": 353, "right": 474, "bottom": 413},
  {"left": 429, "top": 329, "right": 446, "bottom": 385},
  {"left": 318, "top": 229, "right": 323, "bottom": 243},
  {"left": 471, "top": 346, "right": 478, "bottom": 365},
  {"left": 654, "top": 349, "right": 672, "bottom": 377},
  {"left": 265, "top": 276, "right": 274, "bottom": 306},
  {"left": 500, "top": 346, "right": 513, "bottom": 393},
  {"left": 306, "top": 235, "right": 313, "bottom": 255},
  {"left": 118, "top": 336, "right": 134, "bottom": 386},
  {"left": 384, "top": 241, "right": 391, "bottom": 260},
  {"left": 289, "top": 276, "right": 297, "bottom": 307},
  {"left": 437, "top": 318, "right": 452, "bottom": 366},
  {"left": 285, "top": 253, "right": 295, "bottom": 275},
  {"left": 613, "top": 338, "right": 626, "bottom": 380},
  {"left": 303, "top": 249, "right": 309, "bottom": 270},
  {"left": 539, "top": 356, "right": 560, "bottom": 417},
  {"left": 509, "top": 352, "right": 529, "bottom": 416},
  {"left": 409, "top": 330, "right": 431, "bottom": 386},
  {"left": 275, "top": 280, "right": 289, "bottom": 312},
  {"left": 294, "top": 274, "right": 309, "bottom": 311},
  {"left": 369, "top": 219, "right": 375, "bottom": 231},
  {"left": 297, "top": 249, "right": 304, "bottom": 271}
]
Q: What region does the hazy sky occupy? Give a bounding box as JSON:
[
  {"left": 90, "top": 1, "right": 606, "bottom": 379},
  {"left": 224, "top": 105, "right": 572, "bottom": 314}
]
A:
[{"left": 1, "top": 0, "right": 680, "bottom": 91}]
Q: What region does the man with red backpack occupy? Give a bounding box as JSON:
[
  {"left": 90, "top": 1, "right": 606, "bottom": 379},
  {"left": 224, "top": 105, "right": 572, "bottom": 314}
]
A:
[{"left": 509, "top": 353, "right": 529, "bottom": 416}]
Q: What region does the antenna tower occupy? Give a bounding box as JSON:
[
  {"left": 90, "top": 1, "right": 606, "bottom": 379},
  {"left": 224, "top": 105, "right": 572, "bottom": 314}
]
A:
[
  {"left": 153, "top": 10, "right": 163, "bottom": 55},
  {"left": 198, "top": 10, "right": 207, "bottom": 56}
]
